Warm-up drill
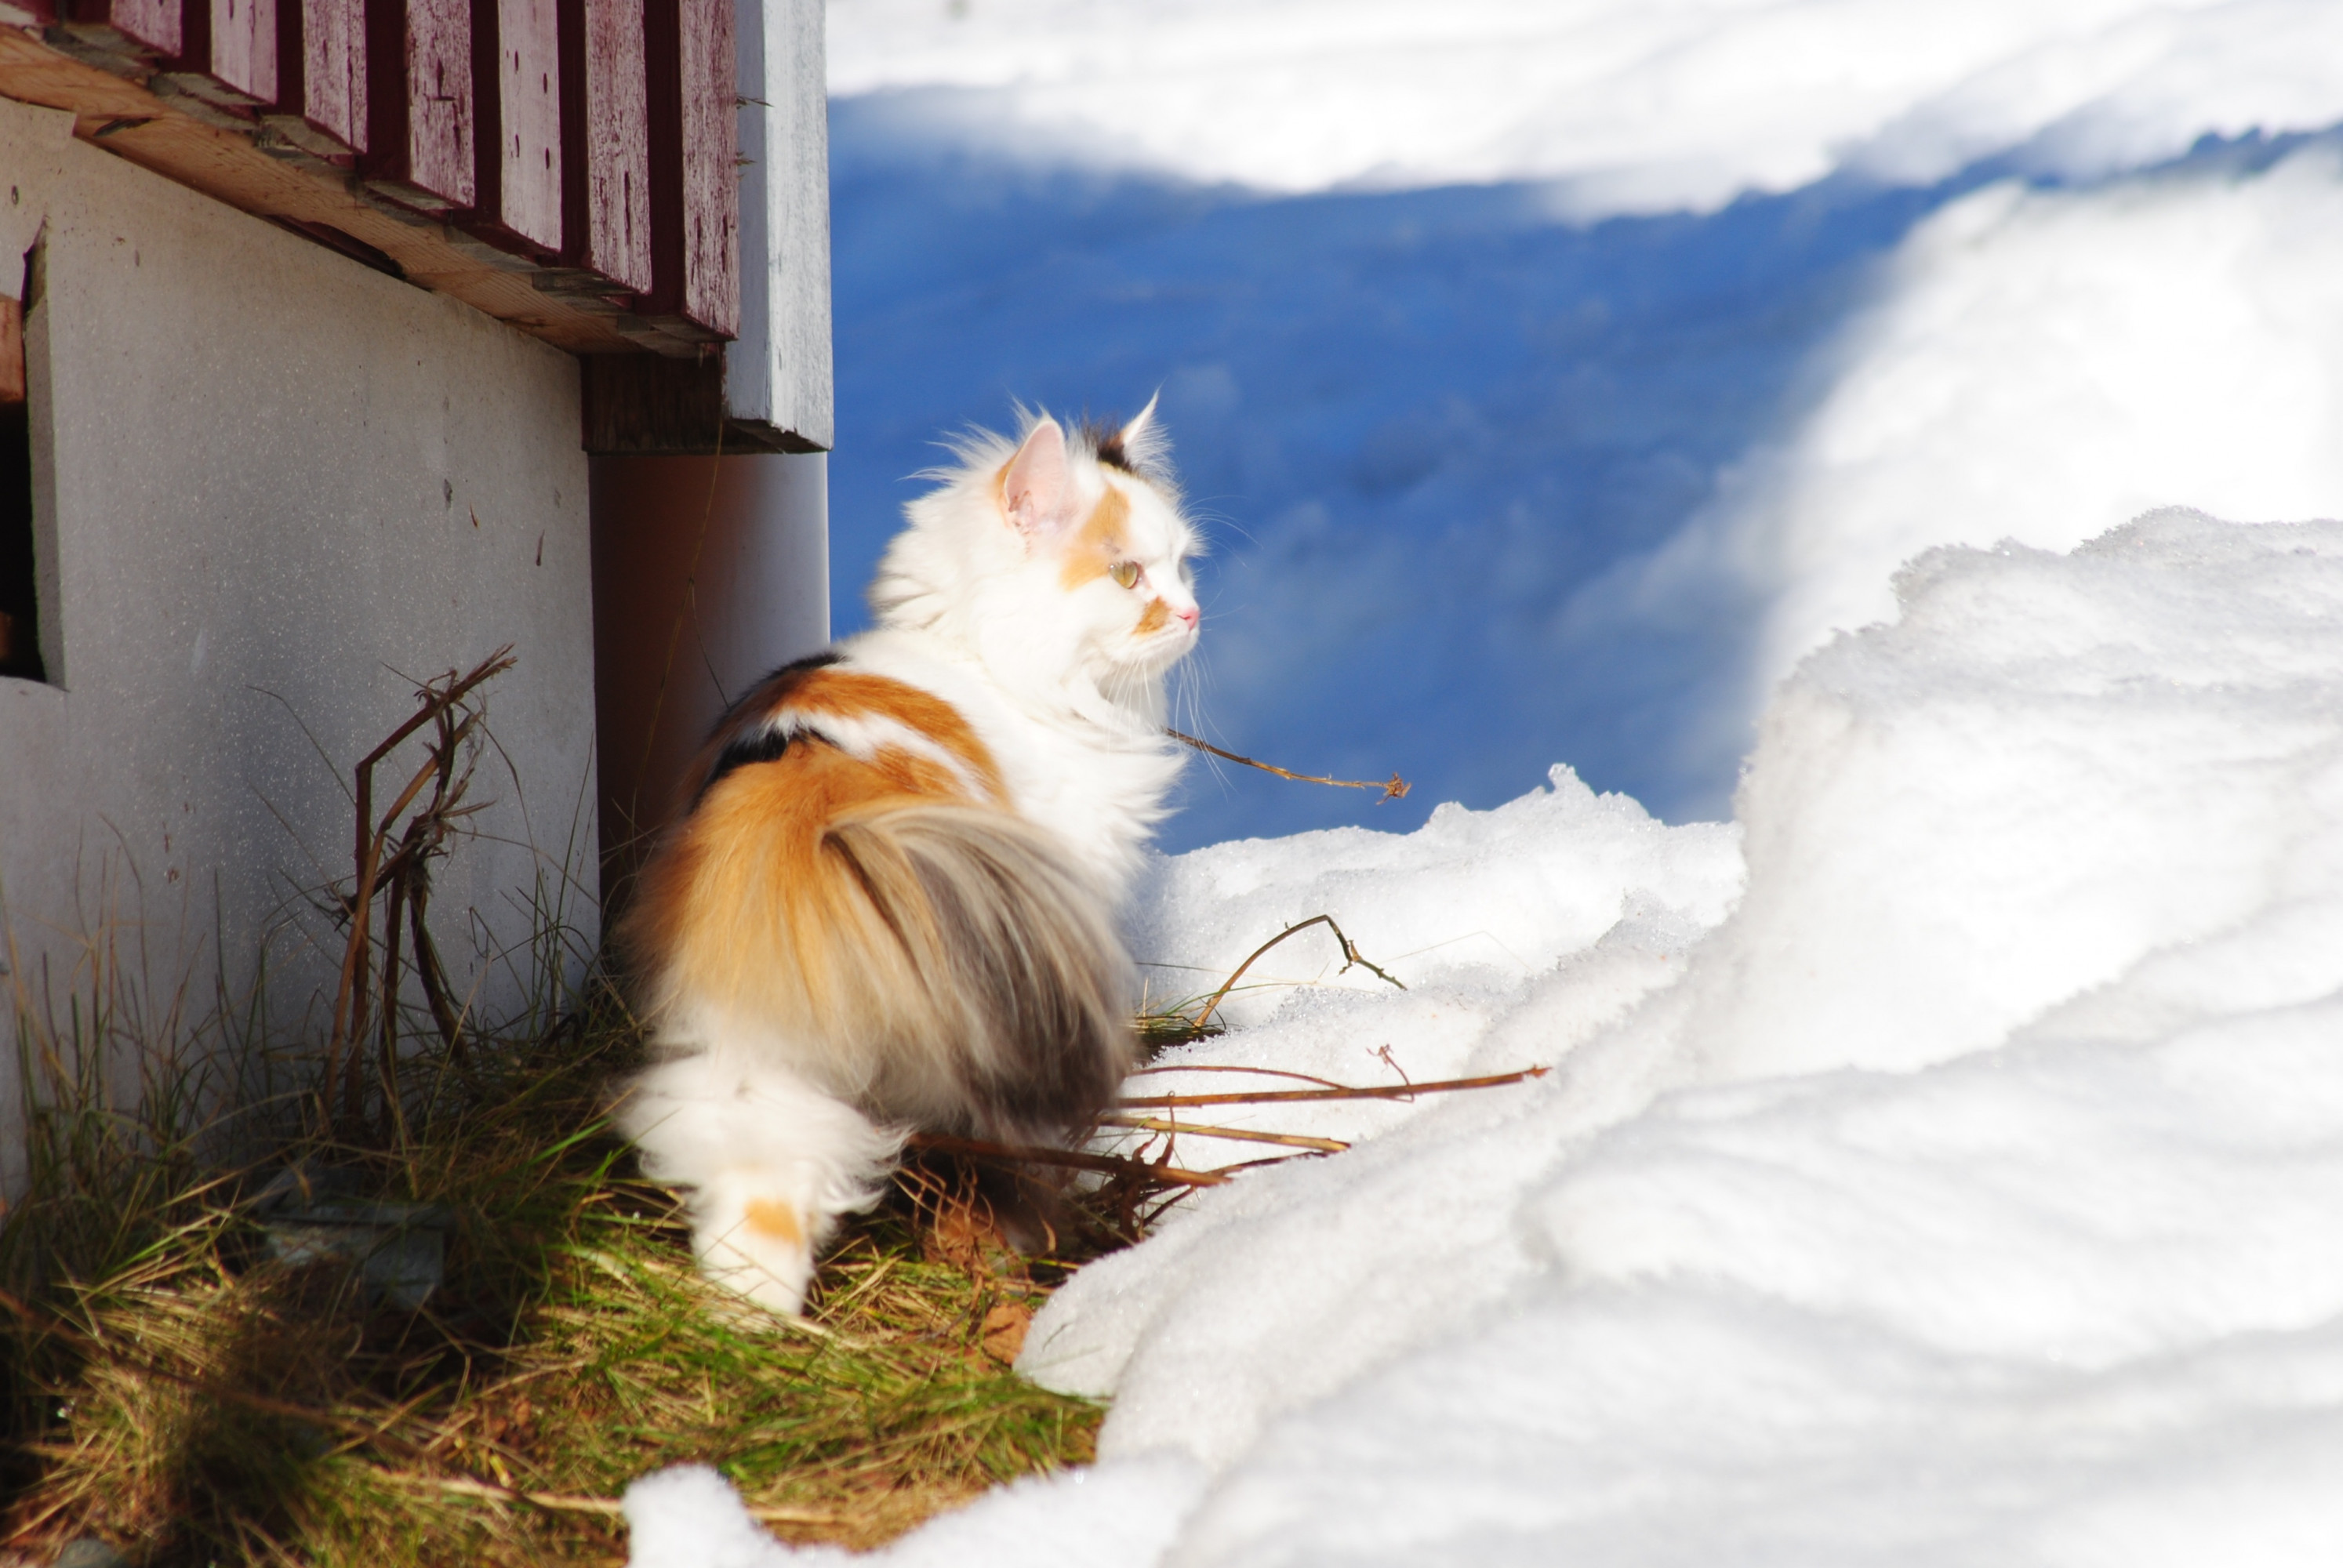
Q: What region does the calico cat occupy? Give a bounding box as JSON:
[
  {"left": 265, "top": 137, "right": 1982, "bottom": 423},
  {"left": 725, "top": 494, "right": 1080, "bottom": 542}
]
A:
[{"left": 616, "top": 403, "right": 1201, "bottom": 1314}]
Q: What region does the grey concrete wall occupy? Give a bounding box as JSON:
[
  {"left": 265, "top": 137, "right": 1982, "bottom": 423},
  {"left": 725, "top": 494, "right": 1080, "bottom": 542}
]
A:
[{"left": 0, "top": 96, "right": 599, "bottom": 1178}]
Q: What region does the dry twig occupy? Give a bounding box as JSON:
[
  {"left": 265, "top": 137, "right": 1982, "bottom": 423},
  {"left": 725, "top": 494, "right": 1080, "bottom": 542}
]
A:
[
  {"left": 321, "top": 648, "right": 514, "bottom": 1139},
  {"left": 1098, "top": 1116, "right": 1349, "bottom": 1153},
  {"left": 906, "top": 1133, "right": 1229, "bottom": 1189},
  {"left": 1118, "top": 1066, "right": 1549, "bottom": 1111},
  {"left": 1188, "top": 914, "right": 1405, "bottom": 1033},
  {"left": 1166, "top": 728, "right": 1408, "bottom": 803}
]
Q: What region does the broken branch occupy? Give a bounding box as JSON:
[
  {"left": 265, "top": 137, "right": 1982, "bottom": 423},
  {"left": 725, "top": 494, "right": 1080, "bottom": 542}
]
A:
[
  {"left": 1098, "top": 1115, "right": 1349, "bottom": 1153},
  {"left": 1190, "top": 913, "right": 1405, "bottom": 1033},
  {"left": 907, "top": 1132, "right": 1230, "bottom": 1188},
  {"left": 1167, "top": 728, "right": 1408, "bottom": 803},
  {"left": 1118, "top": 1066, "right": 1548, "bottom": 1110}
]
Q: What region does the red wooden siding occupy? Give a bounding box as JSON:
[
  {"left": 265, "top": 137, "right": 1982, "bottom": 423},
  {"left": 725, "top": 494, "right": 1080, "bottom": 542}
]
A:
[
  {"left": 71, "top": 0, "right": 182, "bottom": 55},
  {"left": 641, "top": 0, "right": 737, "bottom": 339},
  {"left": 366, "top": 0, "right": 474, "bottom": 211},
  {"left": 285, "top": 0, "right": 367, "bottom": 153},
  {"left": 677, "top": 0, "right": 736, "bottom": 337},
  {"left": 32, "top": 0, "right": 757, "bottom": 362},
  {"left": 209, "top": 0, "right": 278, "bottom": 105},
  {"left": 470, "top": 0, "right": 559, "bottom": 254},
  {"left": 560, "top": 0, "right": 652, "bottom": 294}
]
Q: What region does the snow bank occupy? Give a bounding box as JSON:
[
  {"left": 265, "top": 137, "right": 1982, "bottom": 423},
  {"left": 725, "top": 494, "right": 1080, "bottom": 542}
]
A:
[
  {"left": 631, "top": 509, "right": 2343, "bottom": 1564},
  {"left": 1638, "top": 140, "right": 2343, "bottom": 763},
  {"left": 830, "top": 0, "right": 2343, "bottom": 207},
  {"left": 1108, "top": 771, "right": 1740, "bottom": 1164}
]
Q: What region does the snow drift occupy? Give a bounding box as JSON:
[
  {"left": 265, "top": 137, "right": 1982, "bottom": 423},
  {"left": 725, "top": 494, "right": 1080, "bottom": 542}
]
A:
[
  {"left": 830, "top": 0, "right": 2343, "bottom": 209},
  {"left": 627, "top": 507, "right": 2343, "bottom": 1563}
]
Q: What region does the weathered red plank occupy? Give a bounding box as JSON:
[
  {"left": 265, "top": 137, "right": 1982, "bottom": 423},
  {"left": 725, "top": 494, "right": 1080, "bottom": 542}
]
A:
[
  {"left": 559, "top": 0, "right": 651, "bottom": 293},
  {"left": 641, "top": 0, "right": 736, "bottom": 339},
  {"left": 207, "top": 0, "right": 276, "bottom": 104},
  {"left": 468, "top": 0, "right": 558, "bottom": 255},
  {"left": 49, "top": 0, "right": 179, "bottom": 60},
  {"left": 276, "top": 0, "right": 366, "bottom": 153},
  {"left": 677, "top": 0, "right": 736, "bottom": 337},
  {"left": 365, "top": 0, "right": 474, "bottom": 211},
  {"left": 63, "top": 0, "right": 182, "bottom": 56}
]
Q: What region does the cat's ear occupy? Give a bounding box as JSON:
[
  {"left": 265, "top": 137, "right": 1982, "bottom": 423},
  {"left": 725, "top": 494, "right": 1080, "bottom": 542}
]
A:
[
  {"left": 1001, "top": 417, "right": 1077, "bottom": 541},
  {"left": 1119, "top": 393, "right": 1160, "bottom": 451},
  {"left": 1115, "top": 392, "right": 1168, "bottom": 476}
]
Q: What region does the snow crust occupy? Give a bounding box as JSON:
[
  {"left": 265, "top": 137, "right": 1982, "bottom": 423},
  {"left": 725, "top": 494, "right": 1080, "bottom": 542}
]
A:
[
  {"left": 829, "top": 0, "right": 2343, "bottom": 206},
  {"left": 630, "top": 509, "right": 2343, "bottom": 1563}
]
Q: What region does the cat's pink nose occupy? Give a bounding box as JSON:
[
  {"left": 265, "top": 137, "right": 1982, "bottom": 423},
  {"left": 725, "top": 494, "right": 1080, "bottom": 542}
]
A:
[{"left": 1176, "top": 605, "right": 1201, "bottom": 629}]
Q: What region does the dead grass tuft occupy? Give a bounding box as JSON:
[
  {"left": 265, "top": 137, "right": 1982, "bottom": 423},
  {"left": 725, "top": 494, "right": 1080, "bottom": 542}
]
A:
[{"left": 0, "top": 989, "right": 1101, "bottom": 1566}]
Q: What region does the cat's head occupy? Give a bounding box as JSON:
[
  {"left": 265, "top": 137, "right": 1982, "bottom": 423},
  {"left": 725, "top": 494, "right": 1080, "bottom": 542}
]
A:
[{"left": 873, "top": 402, "right": 1202, "bottom": 704}]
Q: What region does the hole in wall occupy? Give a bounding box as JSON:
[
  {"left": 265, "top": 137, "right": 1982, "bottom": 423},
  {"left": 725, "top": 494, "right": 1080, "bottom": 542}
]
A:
[{"left": 0, "top": 243, "right": 41, "bottom": 685}]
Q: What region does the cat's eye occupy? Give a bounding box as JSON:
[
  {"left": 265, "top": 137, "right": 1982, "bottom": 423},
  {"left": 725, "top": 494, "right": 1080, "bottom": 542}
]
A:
[{"left": 1108, "top": 560, "right": 1142, "bottom": 590}]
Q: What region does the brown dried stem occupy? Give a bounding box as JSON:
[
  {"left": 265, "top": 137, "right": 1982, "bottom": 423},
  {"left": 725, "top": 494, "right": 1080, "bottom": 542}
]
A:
[
  {"left": 906, "top": 1133, "right": 1230, "bottom": 1189},
  {"left": 1188, "top": 913, "right": 1405, "bottom": 1033},
  {"left": 320, "top": 647, "right": 514, "bottom": 1138},
  {"left": 1118, "top": 1066, "right": 1549, "bottom": 1110},
  {"left": 1166, "top": 728, "right": 1408, "bottom": 803},
  {"left": 1098, "top": 1115, "right": 1349, "bottom": 1153}
]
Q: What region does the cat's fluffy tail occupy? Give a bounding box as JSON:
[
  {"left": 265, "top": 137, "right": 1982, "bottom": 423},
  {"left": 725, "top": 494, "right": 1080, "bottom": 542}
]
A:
[
  {"left": 820, "top": 800, "right": 1138, "bottom": 1138},
  {"left": 625, "top": 782, "right": 1139, "bottom": 1145}
]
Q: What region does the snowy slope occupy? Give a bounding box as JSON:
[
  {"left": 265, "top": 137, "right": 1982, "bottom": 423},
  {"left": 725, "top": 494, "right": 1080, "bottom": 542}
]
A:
[
  {"left": 823, "top": 0, "right": 2343, "bottom": 844},
  {"left": 829, "top": 0, "right": 2343, "bottom": 205},
  {"left": 631, "top": 510, "right": 2343, "bottom": 1566}
]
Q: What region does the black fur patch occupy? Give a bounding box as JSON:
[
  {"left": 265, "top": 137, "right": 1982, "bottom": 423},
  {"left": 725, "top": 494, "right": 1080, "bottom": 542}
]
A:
[
  {"left": 1081, "top": 418, "right": 1135, "bottom": 474},
  {"left": 692, "top": 651, "right": 845, "bottom": 808}
]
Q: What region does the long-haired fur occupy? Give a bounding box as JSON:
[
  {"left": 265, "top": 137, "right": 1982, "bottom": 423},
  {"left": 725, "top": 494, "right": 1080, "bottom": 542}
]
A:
[{"left": 616, "top": 402, "right": 1200, "bottom": 1315}]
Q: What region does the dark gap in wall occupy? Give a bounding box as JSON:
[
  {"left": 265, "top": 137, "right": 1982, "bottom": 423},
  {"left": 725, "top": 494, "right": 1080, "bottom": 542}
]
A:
[{"left": 0, "top": 245, "right": 39, "bottom": 684}]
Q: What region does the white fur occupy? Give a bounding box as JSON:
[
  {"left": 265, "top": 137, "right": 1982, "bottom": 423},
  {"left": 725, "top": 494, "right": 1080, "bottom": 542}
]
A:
[
  {"left": 631, "top": 408, "right": 1201, "bottom": 1316},
  {"left": 619, "top": 1053, "right": 903, "bottom": 1316},
  {"left": 859, "top": 410, "right": 1203, "bottom": 898}
]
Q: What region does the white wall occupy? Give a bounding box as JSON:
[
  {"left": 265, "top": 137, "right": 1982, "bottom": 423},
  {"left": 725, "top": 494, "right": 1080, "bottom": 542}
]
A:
[{"left": 0, "top": 96, "right": 599, "bottom": 1179}]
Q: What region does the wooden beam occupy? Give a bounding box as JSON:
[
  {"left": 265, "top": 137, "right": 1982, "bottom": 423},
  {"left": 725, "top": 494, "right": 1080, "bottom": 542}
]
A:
[
  {"left": 728, "top": 0, "right": 831, "bottom": 449},
  {"left": 0, "top": 296, "right": 23, "bottom": 408},
  {"left": 580, "top": 352, "right": 816, "bottom": 456},
  {"left": 557, "top": 0, "right": 649, "bottom": 295},
  {"left": 364, "top": 0, "right": 472, "bottom": 212},
  {"left": 469, "top": 0, "right": 558, "bottom": 256}
]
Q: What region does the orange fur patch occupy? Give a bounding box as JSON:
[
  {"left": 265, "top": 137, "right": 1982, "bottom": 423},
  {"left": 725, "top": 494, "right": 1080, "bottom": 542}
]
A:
[
  {"left": 1059, "top": 485, "right": 1131, "bottom": 589},
  {"left": 743, "top": 1197, "right": 804, "bottom": 1244},
  {"left": 621, "top": 659, "right": 1135, "bottom": 1137},
  {"left": 1134, "top": 598, "right": 1170, "bottom": 635},
  {"left": 779, "top": 670, "right": 1007, "bottom": 800}
]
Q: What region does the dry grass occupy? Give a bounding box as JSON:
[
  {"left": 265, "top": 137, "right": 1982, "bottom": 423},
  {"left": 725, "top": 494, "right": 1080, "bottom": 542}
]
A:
[{"left": 0, "top": 978, "right": 1103, "bottom": 1568}]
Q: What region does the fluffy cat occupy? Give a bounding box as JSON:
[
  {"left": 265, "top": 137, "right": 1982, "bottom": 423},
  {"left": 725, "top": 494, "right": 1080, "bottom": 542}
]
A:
[{"left": 616, "top": 403, "right": 1201, "bottom": 1314}]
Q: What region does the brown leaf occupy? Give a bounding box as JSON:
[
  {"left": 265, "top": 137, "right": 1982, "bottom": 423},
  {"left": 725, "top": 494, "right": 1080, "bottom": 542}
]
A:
[{"left": 980, "top": 1301, "right": 1032, "bottom": 1364}]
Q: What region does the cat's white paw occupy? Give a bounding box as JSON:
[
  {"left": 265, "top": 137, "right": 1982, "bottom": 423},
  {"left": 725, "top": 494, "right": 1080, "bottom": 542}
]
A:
[
  {"left": 617, "top": 1052, "right": 899, "bottom": 1317},
  {"left": 690, "top": 1174, "right": 820, "bottom": 1316}
]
